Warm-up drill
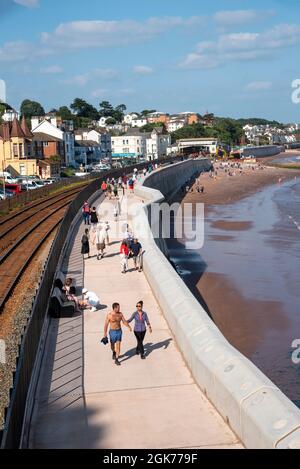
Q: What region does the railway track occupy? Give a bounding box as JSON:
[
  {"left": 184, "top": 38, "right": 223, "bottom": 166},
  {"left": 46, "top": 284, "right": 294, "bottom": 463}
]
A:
[{"left": 0, "top": 184, "right": 88, "bottom": 312}]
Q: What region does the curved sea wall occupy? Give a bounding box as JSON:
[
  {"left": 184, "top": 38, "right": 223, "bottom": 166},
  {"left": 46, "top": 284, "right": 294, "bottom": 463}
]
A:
[
  {"left": 242, "top": 145, "right": 284, "bottom": 158},
  {"left": 133, "top": 159, "right": 300, "bottom": 449}
]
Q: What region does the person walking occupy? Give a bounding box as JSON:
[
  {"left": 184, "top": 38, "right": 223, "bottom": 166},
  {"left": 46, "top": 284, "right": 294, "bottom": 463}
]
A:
[
  {"left": 82, "top": 201, "right": 90, "bottom": 225},
  {"left": 127, "top": 301, "right": 152, "bottom": 359},
  {"left": 104, "top": 221, "right": 110, "bottom": 246},
  {"left": 128, "top": 177, "right": 135, "bottom": 194},
  {"left": 90, "top": 207, "right": 98, "bottom": 227},
  {"left": 120, "top": 239, "right": 129, "bottom": 273},
  {"left": 113, "top": 182, "right": 118, "bottom": 199},
  {"left": 107, "top": 181, "right": 112, "bottom": 199},
  {"left": 113, "top": 205, "right": 119, "bottom": 222},
  {"left": 129, "top": 238, "right": 143, "bottom": 272},
  {"left": 101, "top": 180, "right": 107, "bottom": 196},
  {"left": 81, "top": 228, "right": 90, "bottom": 259},
  {"left": 103, "top": 303, "right": 132, "bottom": 366},
  {"left": 95, "top": 223, "right": 106, "bottom": 260}
]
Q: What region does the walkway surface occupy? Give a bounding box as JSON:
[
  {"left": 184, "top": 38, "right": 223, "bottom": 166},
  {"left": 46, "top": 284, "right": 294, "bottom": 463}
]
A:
[{"left": 29, "top": 187, "right": 243, "bottom": 449}]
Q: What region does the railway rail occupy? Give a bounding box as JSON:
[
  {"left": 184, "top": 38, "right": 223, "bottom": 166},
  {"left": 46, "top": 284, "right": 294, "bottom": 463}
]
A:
[{"left": 0, "top": 184, "right": 88, "bottom": 313}]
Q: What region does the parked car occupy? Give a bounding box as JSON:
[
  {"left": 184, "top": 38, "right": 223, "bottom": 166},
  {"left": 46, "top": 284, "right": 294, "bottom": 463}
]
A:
[
  {"left": 0, "top": 188, "right": 14, "bottom": 199},
  {"left": 0, "top": 172, "right": 19, "bottom": 184},
  {"left": 43, "top": 179, "right": 55, "bottom": 185},
  {"left": 5, "top": 183, "right": 22, "bottom": 195}
]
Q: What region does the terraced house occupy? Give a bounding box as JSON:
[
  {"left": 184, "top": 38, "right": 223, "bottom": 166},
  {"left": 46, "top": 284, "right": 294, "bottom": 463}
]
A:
[
  {"left": 0, "top": 116, "right": 39, "bottom": 177},
  {"left": 0, "top": 117, "right": 61, "bottom": 178}
]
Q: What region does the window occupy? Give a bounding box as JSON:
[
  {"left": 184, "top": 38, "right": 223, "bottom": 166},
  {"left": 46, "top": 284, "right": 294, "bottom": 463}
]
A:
[
  {"left": 19, "top": 164, "right": 26, "bottom": 176},
  {"left": 13, "top": 144, "right": 18, "bottom": 158},
  {"left": 43, "top": 142, "right": 49, "bottom": 147},
  {"left": 19, "top": 144, "right": 23, "bottom": 157}
]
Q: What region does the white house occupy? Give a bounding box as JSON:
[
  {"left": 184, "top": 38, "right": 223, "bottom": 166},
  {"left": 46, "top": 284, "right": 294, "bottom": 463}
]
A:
[
  {"left": 98, "top": 116, "right": 114, "bottom": 127},
  {"left": 146, "top": 128, "right": 171, "bottom": 160},
  {"left": 131, "top": 118, "right": 148, "bottom": 128},
  {"left": 75, "top": 129, "right": 111, "bottom": 161},
  {"left": 31, "top": 115, "right": 75, "bottom": 167},
  {"left": 111, "top": 132, "right": 147, "bottom": 159},
  {"left": 2, "top": 109, "right": 20, "bottom": 122},
  {"left": 167, "top": 119, "right": 185, "bottom": 133},
  {"left": 123, "top": 113, "right": 139, "bottom": 125}
]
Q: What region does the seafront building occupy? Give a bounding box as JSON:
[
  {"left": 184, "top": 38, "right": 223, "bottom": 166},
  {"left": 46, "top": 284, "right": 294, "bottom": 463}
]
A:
[
  {"left": 74, "top": 128, "right": 112, "bottom": 163},
  {"left": 0, "top": 116, "right": 61, "bottom": 178},
  {"left": 111, "top": 127, "right": 171, "bottom": 160},
  {"left": 31, "top": 115, "right": 75, "bottom": 167}
]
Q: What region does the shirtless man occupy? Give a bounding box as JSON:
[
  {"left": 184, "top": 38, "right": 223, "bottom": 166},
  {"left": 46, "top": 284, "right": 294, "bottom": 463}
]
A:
[{"left": 104, "top": 303, "right": 132, "bottom": 366}]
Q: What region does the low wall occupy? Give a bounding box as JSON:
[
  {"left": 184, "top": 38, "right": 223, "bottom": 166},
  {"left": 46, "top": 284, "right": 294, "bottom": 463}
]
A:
[
  {"left": 133, "top": 159, "right": 300, "bottom": 449},
  {"left": 242, "top": 145, "right": 284, "bottom": 158}
]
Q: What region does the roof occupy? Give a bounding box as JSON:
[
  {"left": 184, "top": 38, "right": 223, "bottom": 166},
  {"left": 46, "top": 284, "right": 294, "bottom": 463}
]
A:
[
  {"left": 0, "top": 117, "right": 33, "bottom": 141},
  {"left": 10, "top": 117, "right": 26, "bottom": 138},
  {"left": 152, "top": 126, "right": 169, "bottom": 135},
  {"left": 75, "top": 140, "right": 101, "bottom": 148},
  {"left": 32, "top": 132, "right": 63, "bottom": 142},
  {"left": 124, "top": 128, "right": 148, "bottom": 137}
]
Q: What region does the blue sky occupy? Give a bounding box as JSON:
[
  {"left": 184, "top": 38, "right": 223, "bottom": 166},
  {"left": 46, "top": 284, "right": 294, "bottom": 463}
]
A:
[{"left": 0, "top": 0, "right": 300, "bottom": 122}]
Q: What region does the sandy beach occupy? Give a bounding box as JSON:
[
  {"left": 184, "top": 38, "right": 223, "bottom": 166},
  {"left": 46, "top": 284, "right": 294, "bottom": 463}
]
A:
[
  {"left": 177, "top": 155, "right": 300, "bottom": 206},
  {"left": 167, "top": 156, "right": 300, "bottom": 404}
]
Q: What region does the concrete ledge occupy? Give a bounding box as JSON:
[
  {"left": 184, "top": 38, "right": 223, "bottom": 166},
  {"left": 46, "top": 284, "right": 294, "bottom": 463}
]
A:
[{"left": 133, "top": 159, "right": 300, "bottom": 449}]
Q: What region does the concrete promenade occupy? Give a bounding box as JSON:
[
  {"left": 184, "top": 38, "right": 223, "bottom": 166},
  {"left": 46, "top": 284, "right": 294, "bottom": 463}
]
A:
[{"left": 29, "top": 186, "right": 243, "bottom": 449}]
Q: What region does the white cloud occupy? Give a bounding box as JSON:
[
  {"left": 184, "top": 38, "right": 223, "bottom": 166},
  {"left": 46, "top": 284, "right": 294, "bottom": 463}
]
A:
[
  {"left": 133, "top": 65, "right": 153, "bottom": 75},
  {"left": 246, "top": 81, "right": 272, "bottom": 91},
  {"left": 40, "top": 65, "right": 63, "bottom": 74},
  {"left": 214, "top": 10, "right": 275, "bottom": 28},
  {"left": 91, "top": 89, "right": 109, "bottom": 98},
  {"left": 180, "top": 53, "right": 219, "bottom": 70},
  {"left": 0, "top": 41, "right": 34, "bottom": 62},
  {"left": 14, "top": 0, "right": 39, "bottom": 7},
  {"left": 180, "top": 23, "right": 300, "bottom": 69},
  {"left": 62, "top": 68, "right": 118, "bottom": 86},
  {"left": 41, "top": 16, "right": 204, "bottom": 50}
]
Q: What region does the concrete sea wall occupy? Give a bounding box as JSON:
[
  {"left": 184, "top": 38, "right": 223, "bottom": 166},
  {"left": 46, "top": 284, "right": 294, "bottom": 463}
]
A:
[
  {"left": 133, "top": 159, "right": 300, "bottom": 449},
  {"left": 242, "top": 145, "right": 284, "bottom": 158}
]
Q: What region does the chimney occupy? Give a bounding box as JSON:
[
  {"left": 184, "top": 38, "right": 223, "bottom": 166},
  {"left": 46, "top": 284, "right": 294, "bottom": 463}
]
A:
[
  {"left": 2, "top": 123, "right": 10, "bottom": 141},
  {"left": 21, "top": 115, "right": 33, "bottom": 139}
]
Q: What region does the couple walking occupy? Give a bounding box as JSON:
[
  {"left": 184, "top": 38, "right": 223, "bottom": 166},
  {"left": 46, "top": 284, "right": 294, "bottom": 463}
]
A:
[{"left": 103, "top": 301, "right": 152, "bottom": 366}]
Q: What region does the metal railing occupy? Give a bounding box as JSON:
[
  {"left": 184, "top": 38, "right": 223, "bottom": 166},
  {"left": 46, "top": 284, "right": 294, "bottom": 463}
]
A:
[
  {"left": 0, "top": 156, "right": 180, "bottom": 449},
  {"left": 0, "top": 175, "right": 95, "bottom": 216}
]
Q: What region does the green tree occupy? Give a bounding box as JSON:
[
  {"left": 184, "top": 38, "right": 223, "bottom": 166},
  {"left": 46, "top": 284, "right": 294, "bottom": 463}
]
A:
[
  {"left": 58, "top": 106, "right": 73, "bottom": 120},
  {"left": 99, "top": 100, "right": 114, "bottom": 118},
  {"left": 141, "top": 109, "right": 156, "bottom": 116},
  {"left": 113, "top": 104, "right": 127, "bottom": 122},
  {"left": 213, "top": 118, "right": 244, "bottom": 145},
  {"left": 106, "top": 117, "right": 117, "bottom": 125},
  {"left": 140, "top": 122, "right": 166, "bottom": 133},
  {"left": 20, "top": 99, "right": 45, "bottom": 118},
  {"left": 171, "top": 123, "right": 206, "bottom": 143},
  {"left": 70, "top": 98, "right": 99, "bottom": 120}
]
